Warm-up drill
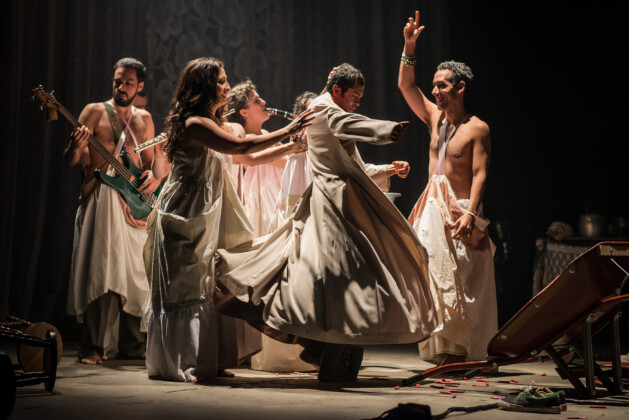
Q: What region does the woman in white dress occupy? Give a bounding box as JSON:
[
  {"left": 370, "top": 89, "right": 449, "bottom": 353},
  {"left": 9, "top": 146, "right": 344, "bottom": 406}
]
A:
[
  {"left": 226, "top": 83, "right": 310, "bottom": 372},
  {"left": 226, "top": 80, "right": 304, "bottom": 235},
  {"left": 274, "top": 91, "right": 317, "bottom": 223},
  {"left": 143, "top": 57, "right": 313, "bottom": 382}
]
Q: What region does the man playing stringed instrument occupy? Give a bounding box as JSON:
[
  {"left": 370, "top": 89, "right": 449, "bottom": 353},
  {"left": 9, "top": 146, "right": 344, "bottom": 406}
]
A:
[{"left": 64, "top": 57, "right": 160, "bottom": 365}]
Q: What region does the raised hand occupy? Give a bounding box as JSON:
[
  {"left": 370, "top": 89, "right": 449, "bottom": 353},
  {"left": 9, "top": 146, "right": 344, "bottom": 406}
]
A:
[
  {"left": 391, "top": 121, "right": 410, "bottom": 141},
  {"left": 403, "top": 11, "right": 425, "bottom": 44},
  {"left": 285, "top": 108, "right": 315, "bottom": 136},
  {"left": 320, "top": 66, "right": 340, "bottom": 94}
]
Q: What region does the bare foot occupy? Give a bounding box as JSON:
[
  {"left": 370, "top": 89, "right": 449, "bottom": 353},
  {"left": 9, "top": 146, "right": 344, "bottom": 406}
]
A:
[
  {"left": 80, "top": 354, "right": 103, "bottom": 365},
  {"left": 217, "top": 369, "right": 235, "bottom": 378}
]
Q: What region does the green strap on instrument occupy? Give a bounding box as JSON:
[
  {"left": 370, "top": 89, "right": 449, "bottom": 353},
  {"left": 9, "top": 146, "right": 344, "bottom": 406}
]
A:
[{"left": 104, "top": 101, "right": 123, "bottom": 142}]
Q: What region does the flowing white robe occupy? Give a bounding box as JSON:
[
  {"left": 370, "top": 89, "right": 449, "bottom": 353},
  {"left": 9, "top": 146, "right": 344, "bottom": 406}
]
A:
[
  {"left": 67, "top": 171, "right": 148, "bottom": 321},
  {"left": 408, "top": 172, "right": 497, "bottom": 361},
  {"left": 143, "top": 144, "right": 255, "bottom": 381},
  {"left": 244, "top": 150, "right": 316, "bottom": 373},
  {"left": 216, "top": 93, "right": 436, "bottom": 345}
]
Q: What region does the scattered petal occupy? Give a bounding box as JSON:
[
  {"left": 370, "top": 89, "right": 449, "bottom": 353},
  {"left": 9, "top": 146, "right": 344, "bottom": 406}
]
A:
[
  {"left": 491, "top": 396, "right": 502, "bottom": 399},
  {"left": 395, "top": 386, "right": 400, "bottom": 390},
  {"left": 415, "top": 384, "right": 420, "bottom": 387},
  {"left": 541, "top": 373, "right": 547, "bottom": 376},
  {"left": 509, "top": 379, "right": 519, "bottom": 383},
  {"left": 451, "top": 394, "right": 457, "bottom": 398},
  {"left": 439, "top": 390, "right": 451, "bottom": 394}
]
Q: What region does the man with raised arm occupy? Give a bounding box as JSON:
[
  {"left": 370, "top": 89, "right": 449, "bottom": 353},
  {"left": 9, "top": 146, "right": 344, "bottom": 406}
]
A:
[
  {"left": 399, "top": 12, "right": 497, "bottom": 365},
  {"left": 64, "top": 57, "right": 160, "bottom": 365}
]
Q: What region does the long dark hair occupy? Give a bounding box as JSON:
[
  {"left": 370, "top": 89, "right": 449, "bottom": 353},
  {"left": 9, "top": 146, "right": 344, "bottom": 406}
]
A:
[{"left": 164, "top": 57, "right": 225, "bottom": 161}]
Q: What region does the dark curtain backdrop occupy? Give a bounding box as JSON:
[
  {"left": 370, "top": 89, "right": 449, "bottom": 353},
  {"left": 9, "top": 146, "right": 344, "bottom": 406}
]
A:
[{"left": 1, "top": 1, "right": 626, "bottom": 336}]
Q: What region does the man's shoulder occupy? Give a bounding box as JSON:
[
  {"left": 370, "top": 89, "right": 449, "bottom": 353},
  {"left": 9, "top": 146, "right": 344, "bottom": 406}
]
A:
[
  {"left": 83, "top": 102, "right": 107, "bottom": 114},
  {"left": 467, "top": 115, "right": 490, "bottom": 136},
  {"left": 310, "top": 93, "right": 335, "bottom": 109},
  {"left": 133, "top": 107, "right": 154, "bottom": 123}
]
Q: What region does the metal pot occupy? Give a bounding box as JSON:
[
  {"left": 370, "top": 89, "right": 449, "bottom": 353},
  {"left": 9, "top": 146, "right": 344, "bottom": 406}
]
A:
[
  {"left": 611, "top": 217, "right": 629, "bottom": 237},
  {"left": 578, "top": 214, "right": 608, "bottom": 238}
]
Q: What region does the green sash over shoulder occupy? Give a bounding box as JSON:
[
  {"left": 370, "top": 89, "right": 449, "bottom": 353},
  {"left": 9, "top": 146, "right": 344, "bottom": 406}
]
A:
[
  {"left": 104, "top": 101, "right": 123, "bottom": 143},
  {"left": 88, "top": 101, "right": 162, "bottom": 220}
]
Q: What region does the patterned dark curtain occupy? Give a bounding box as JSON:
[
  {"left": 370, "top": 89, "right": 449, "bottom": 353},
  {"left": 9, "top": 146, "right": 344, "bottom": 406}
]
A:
[{"left": 0, "top": 0, "right": 450, "bottom": 332}]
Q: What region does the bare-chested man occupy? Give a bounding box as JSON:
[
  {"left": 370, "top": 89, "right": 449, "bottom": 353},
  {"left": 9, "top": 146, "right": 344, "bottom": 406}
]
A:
[
  {"left": 399, "top": 11, "right": 497, "bottom": 364},
  {"left": 64, "top": 57, "right": 161, "bottom": 364}
]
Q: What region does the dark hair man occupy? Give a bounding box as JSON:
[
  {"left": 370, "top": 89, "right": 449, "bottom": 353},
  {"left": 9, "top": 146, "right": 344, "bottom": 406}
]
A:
[
  {"left": 399, "top": 11, "right": 497, "bottom": 365},
  {"left": 64, "top": 57, "right": 160, "bottom": 364}
]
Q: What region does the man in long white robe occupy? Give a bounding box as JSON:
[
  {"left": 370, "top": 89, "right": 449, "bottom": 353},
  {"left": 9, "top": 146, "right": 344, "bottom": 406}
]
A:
[
  {"left": 216, "top": 64, "right": 436, "bottom": 380},
  {"left": 64, "top": 58, "right": 160, "bottom": 364}
]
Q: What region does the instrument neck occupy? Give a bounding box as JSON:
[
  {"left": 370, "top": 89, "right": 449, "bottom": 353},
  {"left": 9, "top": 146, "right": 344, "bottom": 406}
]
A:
[{"left": 55, "top": 104, "right": 134, "bottom": 183}]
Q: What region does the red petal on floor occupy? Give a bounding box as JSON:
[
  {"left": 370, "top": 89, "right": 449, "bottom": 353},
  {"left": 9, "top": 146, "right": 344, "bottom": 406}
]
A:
[
  {"left": 491, "top": 396, "right": 502, "bottom": 399},
  {"left": 509, "top": 379, "right": 519, "bottom": 383},
  {"left": 439, "top": 390, "right": 452, "bottom": 394},
  {"left": 394, "top": 386, "right": 400, "bottom": 390}
]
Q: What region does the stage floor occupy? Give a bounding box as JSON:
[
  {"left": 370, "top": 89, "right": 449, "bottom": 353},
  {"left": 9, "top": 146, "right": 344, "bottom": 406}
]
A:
[{"left": 7, "top": 343, "right": 629, "bottom": 419}]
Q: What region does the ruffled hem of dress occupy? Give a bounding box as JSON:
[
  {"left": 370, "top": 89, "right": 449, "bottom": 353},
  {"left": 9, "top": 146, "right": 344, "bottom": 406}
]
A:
[{"left": 146, "top": 298, "right": 218, "bottom": 382}]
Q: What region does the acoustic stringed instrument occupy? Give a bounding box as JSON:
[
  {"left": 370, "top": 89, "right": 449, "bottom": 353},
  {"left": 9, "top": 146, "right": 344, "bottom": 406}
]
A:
[{"left": 33, "top": 86, "right": 161, "bottom": 219}]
